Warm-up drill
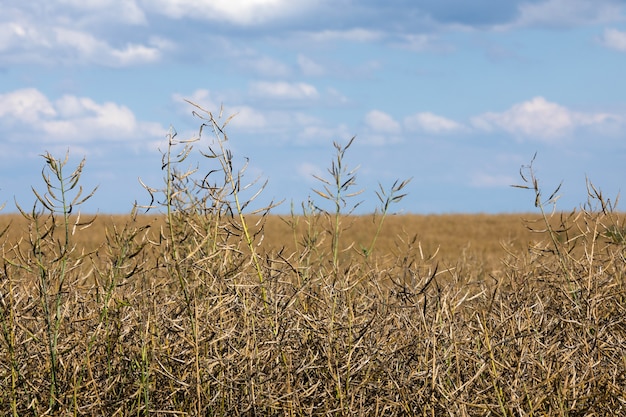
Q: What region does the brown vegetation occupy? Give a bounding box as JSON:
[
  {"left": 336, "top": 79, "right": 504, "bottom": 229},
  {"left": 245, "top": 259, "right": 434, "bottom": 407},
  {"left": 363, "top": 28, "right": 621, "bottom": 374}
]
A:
[{"left": 0, "top": 106, "right": 624, "bottom": 415}]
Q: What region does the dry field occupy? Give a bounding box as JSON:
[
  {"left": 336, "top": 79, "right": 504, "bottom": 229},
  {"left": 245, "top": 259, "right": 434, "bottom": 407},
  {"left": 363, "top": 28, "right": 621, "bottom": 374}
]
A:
[
  {"left": 0, "top": 211, "right": 556, "bottom": 274},
  {"left": 1, "top": 106, "right": 625, "bottom": 415}
]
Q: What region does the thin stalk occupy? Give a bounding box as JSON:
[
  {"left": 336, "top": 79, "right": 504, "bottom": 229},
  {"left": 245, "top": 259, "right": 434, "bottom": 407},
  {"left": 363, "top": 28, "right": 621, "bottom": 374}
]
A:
[{"left": 209, "top": 118, "right": 268, "bottom": 306}]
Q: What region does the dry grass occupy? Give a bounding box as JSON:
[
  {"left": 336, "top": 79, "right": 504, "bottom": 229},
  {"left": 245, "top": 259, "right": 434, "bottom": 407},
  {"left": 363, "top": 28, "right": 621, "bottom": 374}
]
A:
[{"left": 1, "top": 105, "right": 624, "bottom": 416}]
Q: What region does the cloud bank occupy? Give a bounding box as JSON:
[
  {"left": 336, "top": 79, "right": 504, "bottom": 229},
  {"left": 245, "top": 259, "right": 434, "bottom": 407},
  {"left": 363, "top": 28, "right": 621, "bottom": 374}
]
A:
[
  {"left": 0, "top": 88, "right": 165, "bottom": 147},
  {"left": 472, "top": 97, "right": 623, "bottom": 141}
]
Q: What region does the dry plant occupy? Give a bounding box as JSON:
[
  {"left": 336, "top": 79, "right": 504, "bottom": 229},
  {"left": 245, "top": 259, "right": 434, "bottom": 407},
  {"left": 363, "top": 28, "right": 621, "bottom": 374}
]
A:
[
  {"left": 0, "top": 108, "right": 624, "bottom": 416},
  {"left": 3, "top": 152, "right": 96, "bottom": 413}
]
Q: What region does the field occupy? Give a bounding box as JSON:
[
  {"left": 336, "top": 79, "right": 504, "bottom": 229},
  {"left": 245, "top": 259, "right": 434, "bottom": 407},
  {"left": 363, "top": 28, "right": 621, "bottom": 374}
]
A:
[{"left": 1, "top": 107, "right": 625, "bottom": 415}]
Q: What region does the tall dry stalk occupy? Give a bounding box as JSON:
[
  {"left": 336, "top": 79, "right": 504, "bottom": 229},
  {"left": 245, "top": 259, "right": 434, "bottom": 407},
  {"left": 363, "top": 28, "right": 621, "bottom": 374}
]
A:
[
  {"left": 312, "top": 136, "right": 363, "bottom": 272},
  {"left": 8, "top": 152, "right": 96, "bottom": 411}
]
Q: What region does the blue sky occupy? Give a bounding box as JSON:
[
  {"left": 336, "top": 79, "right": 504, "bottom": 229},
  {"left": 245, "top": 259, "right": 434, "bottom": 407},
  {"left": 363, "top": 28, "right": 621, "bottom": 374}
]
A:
[{"left": 1, "top": 0, "right": 625, "bottom": 215}]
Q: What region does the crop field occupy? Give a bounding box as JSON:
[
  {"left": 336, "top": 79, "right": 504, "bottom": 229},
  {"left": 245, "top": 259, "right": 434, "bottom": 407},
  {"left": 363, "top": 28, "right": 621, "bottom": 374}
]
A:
[{"left": 1, "top": 106, "right": 625, "bottom": 416}]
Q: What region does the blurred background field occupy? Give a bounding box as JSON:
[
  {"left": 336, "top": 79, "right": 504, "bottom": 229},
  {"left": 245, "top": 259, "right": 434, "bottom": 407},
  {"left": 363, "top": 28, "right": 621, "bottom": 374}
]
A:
[
  {"left": 3, "top": 211, "right": 619, "bottom": 275},
  {"left": 0, "top": 212, "right": 554, "bottom": 265}
]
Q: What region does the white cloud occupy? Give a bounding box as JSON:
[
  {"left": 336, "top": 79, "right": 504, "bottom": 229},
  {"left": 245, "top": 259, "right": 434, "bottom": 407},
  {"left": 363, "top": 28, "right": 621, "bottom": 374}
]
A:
[
  {"left": 250, "top": 81, "right": 319, "bottom": 100},
  {"left": 59, "top": 0, "right": 147, "bottom": 24},
  {"left": 305, "top": 28, "right": 384, "bottom": 43},
  {"left": 472, "top": 96, "right": 622, "bottom": 140},
  {"left": 0, "top": 89, "right": 164, "bottom": 146},
  {"left": 395, "top": 34, "right": 432, "bottom": 51},
  {"left": 43, "top": 98, "right": 150, "bottom": 141},
  {"left": 472, "top": 97, "right": 573, "bottom": 139},
  {"left": 599, "top": 28, "right": 626, "bottom": 51},
  {"left": 54, "top": 27, "right": 101, "bottom": 54},
  {"left": 0, "top": 20, "right": 48, "bottom": 53},
  {"left": 326, "top": 88, "right": 350, "bottom": 105},
  {"left": 0, "top": 15, "right": 165, "bottom": 66},
  {"left": 110, "top": 43, "right": 161, "bottom": 65},
  {"left": 54, "top": 27, "right": 162, "bottom": 66},
  {"left": 404, "top": 112, "right": 464, "bottom": 134},
  {"left": 226, "top": 106, "right": 268, "bottom": 130},
  {"left": 502, "top": 0, "right": 623, "bottom": 29},
  {"left": 392, "top": 34, "right": 453, "bottom": 53},
  {"left": 470, "top": 172, "right": 517, "bottom": 188},
  {"left": 147, "top": 0, "right": 313, "bottom": 25},
  {"left": 359, "top": 110, "right": 403, "bottom": 146},
  {"left": 297, "top": 54, "right": 326, "bottom": 76},
  {"left": 55, "top": 95, "right": 99, "bottom": 118},
  {"left": 239, "top": 55, "right": 292, "bottom": 77},
  {"left": 297, "top": 123, "right": 352, "bottom": 145},
  {"left": 365, "top": 110, "right": 402, "bottom": 134},
  {"left": 0, "top": 88, "right": 56, "bottom": 123}
]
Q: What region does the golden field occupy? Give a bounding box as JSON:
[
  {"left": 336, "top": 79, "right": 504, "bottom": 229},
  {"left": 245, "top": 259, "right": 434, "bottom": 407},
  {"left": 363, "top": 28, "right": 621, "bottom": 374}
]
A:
[
  {"left": 1, "top": 207, "right": 625, "bottom": 416},
  {"left": 1, "top": 211, "right": 551, "bottom": 267}
]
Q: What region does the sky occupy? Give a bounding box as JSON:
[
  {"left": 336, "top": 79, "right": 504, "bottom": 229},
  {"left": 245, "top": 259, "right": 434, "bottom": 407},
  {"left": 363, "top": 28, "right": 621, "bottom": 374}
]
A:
[{"left": 1, "top": 0, "right": 625, "bottom": 215}]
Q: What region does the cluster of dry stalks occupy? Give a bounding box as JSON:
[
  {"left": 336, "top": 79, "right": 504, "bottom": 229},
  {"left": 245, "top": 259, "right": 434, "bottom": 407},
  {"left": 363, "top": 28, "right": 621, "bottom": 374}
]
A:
[{"left": 1, "top": 104, "right": 624, "bottom": 416}]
